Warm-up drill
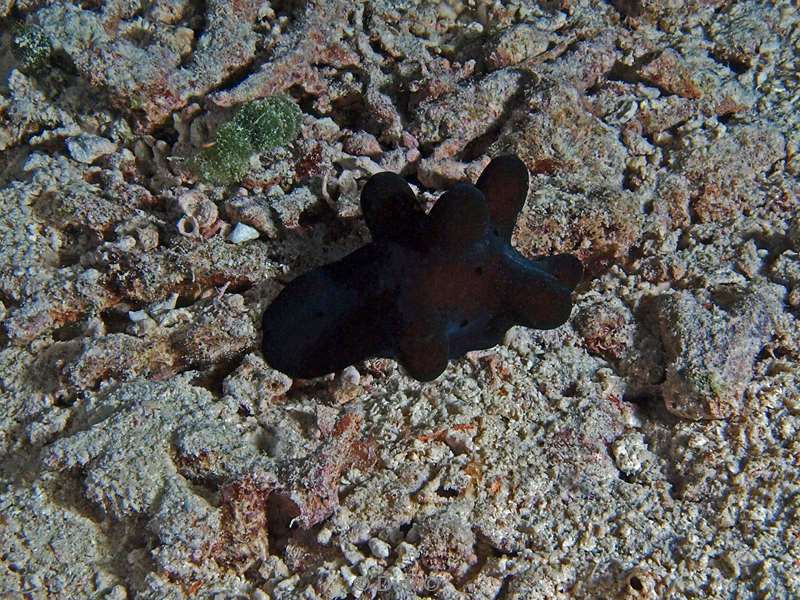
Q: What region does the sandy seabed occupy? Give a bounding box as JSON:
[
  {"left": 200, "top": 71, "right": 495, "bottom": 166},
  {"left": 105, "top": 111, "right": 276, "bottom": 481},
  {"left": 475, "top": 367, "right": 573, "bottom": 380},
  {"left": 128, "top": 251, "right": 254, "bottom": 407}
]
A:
[{"left": 1, "top": 1, "right": 799, "bottom": 598}]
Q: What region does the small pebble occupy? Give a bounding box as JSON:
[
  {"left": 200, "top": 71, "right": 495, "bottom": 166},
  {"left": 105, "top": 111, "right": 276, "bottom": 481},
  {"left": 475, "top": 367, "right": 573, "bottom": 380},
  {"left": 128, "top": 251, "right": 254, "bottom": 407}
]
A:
[
  {"left": 105, "top": 584, "right": 128, "bottom": 600},
  {"left": 66, "top": 134, "right": 117, "bottom": 164},
  {"left": 343, "top": 130, "right": 383, "bottom": 157},
  {"left": 228, "top": 222, "right": 260, "bottom": 243},
  {"left": 79, "top": 269, "right": 102, "bottom": 284},
  {"left": 331, "top": 366, "right": 362, "bottom": 404},
  {"left": 339, "top": 565, "right": 357, "bottom": 587},
  {"left": 128, "top": 310, "right": 149, "bottom": 322},
  {"left": 317, "top": 527, "right": 333, "bottom": 545},
  {"left": 111, "top": 236, "right": 136, "bottom": 252},
  {"left": 275, "top": 574, "right": 299, "bottom": 591},
  {"left": 368, "top": 537, "right": 390, "bottom": 559},
  {"left": 135, "top": 225, "right": 159, "bottom": 251},
  {"left": 341, "top": 541, "right": 364, "bottom": 565},
  {"left": 128, "top": 317, "right": 156, "bottom": 336},
  {"left": 357, "top": 557, "right": 378, "bottom": 576},
  {"left": 395, "top": 542, "right": 419, "bottom": 567}
]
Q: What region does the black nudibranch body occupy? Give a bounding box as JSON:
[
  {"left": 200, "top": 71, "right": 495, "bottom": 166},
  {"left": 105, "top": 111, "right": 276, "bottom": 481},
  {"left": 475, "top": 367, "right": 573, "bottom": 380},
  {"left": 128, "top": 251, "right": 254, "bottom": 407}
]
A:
[{"left": 262, "top": 155, "right": 583, "bottom": 381}]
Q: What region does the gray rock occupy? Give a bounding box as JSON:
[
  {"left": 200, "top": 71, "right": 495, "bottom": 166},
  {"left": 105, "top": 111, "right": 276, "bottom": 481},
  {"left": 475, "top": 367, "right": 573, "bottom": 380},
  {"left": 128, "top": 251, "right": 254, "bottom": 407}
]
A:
[
  {"left": 654, "top": 282, "right": 784, "bottom": 419},
  {"left": 66, "top": 134, "right": 117, "bottom": 164}
]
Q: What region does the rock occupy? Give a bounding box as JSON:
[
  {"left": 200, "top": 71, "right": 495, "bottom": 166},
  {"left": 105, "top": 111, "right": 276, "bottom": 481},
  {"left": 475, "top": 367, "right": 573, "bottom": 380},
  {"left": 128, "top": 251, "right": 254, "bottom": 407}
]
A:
[
  {"left": 409, "top": 510, "right": 477, "bottom": 578},
  {"left": 636, "top": 49, "right": 703, "bottom": 99},
  {"left": 368, "top": 537, "right": 390, "bottom": 559},
  {"left": 222, "top": 353, "right": 292, "bottom": 414},
  {"left": 653, "top": 282, "right": 783, "bottom": 420},
  {"left": 343, "top": 131, "right": 382, "bottom": 157},
  {"left": 270, "top": 186, "right": 317, "bottom": 229},
  {"left": 487, "top": 23, "right": 551, "bottom": 69},
  {"left": 66, "top": 134, "right": 117, "bottom": 164}
]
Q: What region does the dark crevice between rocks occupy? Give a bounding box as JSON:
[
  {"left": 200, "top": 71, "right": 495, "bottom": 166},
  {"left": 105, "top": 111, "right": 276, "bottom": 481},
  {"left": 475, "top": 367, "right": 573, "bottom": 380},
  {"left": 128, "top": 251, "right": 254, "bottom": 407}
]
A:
[
  {"left": 435, "top": 484, "right": 460, "bottom": 498},
  {"left": 205, "top": 58, "right": 264, "bottom": 105},
  {"left": 0, "top": 292, "right": 17, "bottom": 349},
  {"left": 51, "top": 319, "right": 90, "bottom": 343},
  {"left": 398, "top": 520, "right": 413, "bottom": 538},
  {"left": 623, "top": 389, "right": 672, "bottom": 422},
  {"left": 494, "top": 575, "right": 513, "bottom": 599},
  {"left": 609, "top": 0, "right": 644, "bottom": 19},
  {"left": 605, "top": 53, "right": 686, "bottom": 99},
  {"left": 260, "top": 493, "right": 348, "bottom": 585},
  {"left": 265, "top": 492, "right": 301, "bottom": 556},
  {"left": 147, "top": 117, "right": 180, "bottom": 148},
  {"left": 30, "top": 198, "right": 118, "bottom": 267},
  {"left": 708, "top": 48, "right": 750, "bottom": 76},
  {"left": 0, "top": 290, "right": 19, "bottom": 310},
  {"left": 99, "top": 304, "right": 136, "bottom": 335},
  {"left": 242, "top": 562, "right": 267, "bottom": 589},
  {"left": 716, "top": 111, "right": 737, "bottom": 126},
  {"left": 0, "top": 145, "right": 30, "bottom": 188},
  {"left": 280, "top": 81, "right": 315, "bottom": 114},
  {"left": 457, "top": 529, "right": 519, "bottom": 591},
  {"left": 295, "top": 192, "right": 345, "bottom": 231},
  {"left": 185, "top": 351, "right": 252, "bottom": 397},
  {"left": 74, "top": 0, "right": 103, "bottom": 12},
  {"left": 182, "top": 471, "right": 221, "bottom": 509},
  {"left": 58, "top": 225, "right": 103, "bottom": 268},
  {"left": 271, "top": 0, "right": 309, "bottom": 22},
  {"left": 176, "top": 0, "right": 206, "bottom": 68},
  {"left": 617, "top": 469, "right": 636, "bottom": 484},
  {"left": 622, "top": 163, "right": 642, "bottom": 192},
  {"left": 448, "top": 33, "right": 491, "bottom": 72}
]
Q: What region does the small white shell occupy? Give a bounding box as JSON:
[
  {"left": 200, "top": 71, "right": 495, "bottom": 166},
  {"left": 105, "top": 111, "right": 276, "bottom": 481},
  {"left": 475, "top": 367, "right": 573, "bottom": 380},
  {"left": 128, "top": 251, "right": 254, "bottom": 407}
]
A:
[
  {"left": 177, "top": 190, "right": 218, "bottom": 228},
  {"left": 228, "top": 222, "right": 260, "bottom": 244},
  {"left": 176, "top": 214, "right": 200, "bottom": 237}
]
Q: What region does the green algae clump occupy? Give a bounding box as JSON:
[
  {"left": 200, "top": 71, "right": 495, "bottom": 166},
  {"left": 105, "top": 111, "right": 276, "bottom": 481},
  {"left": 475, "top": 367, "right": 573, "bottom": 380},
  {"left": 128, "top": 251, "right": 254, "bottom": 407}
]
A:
[
  {"left": 11, "top": 23, "right": 53, "bottom": 74},
  {"left": 193, "top": 121, "right": 253, "bottom": 186},
  {"left": 192, "top": 95, "right": 302, "bottom": 186},
  {"left": 234, "top": 95, "right": 302, "bottom": 151}
]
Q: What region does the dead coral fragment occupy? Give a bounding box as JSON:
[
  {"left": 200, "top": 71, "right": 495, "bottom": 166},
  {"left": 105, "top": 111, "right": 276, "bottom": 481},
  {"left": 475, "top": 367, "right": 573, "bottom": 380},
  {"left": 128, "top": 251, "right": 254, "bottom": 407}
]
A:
[
  {"left": 192, "top": 95, "right": 302, "bottom": 185},
  {"left": 653, "top": 282, "right": 783, "bottom": 420},
  {"left": 408, "top": 510, "right": 477, "bottom": 578},
  {"left": 43, "top": 377, "right": 221, "bottom": 519}
]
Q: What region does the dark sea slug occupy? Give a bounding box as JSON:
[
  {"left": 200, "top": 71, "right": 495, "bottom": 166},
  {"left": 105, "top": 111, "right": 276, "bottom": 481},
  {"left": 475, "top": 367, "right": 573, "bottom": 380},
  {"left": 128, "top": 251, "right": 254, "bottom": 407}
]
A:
[{"left": 262, "top": 155, "right": 583, "bottom": 381}]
